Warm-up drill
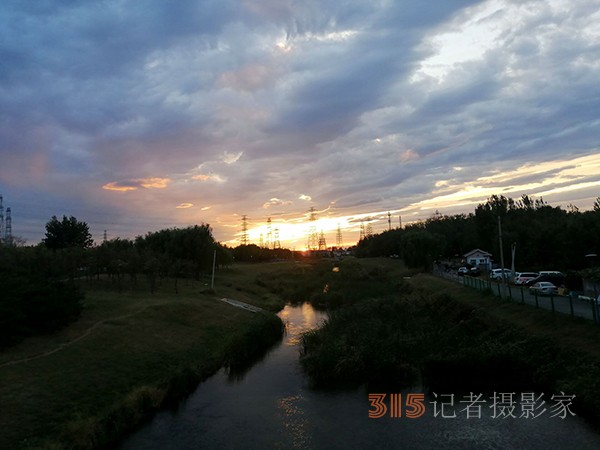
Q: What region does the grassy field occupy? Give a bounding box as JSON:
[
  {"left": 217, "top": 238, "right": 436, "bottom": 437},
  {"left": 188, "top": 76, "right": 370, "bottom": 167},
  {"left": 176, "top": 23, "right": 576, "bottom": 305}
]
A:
[
  {"left": 6, "top": 257, "right": 600, "bottom": 448},
  {"left": 0, "top": 261, "right": 302, "bottom": 449},
  {"left": 411, "top": 273, "right": 600, "bottom": 359},
  {"left": 297, "top": 260, "right": 600, "bottom": 426}
]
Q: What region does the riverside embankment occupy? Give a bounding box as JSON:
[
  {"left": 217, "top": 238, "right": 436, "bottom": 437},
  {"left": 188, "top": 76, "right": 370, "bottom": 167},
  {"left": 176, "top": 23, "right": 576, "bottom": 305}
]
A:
[
  {"left": 121, "top": 265, "right": 600, "bottom": 449},
  {"left": 0, "top": 262, "right": 294, "bottom": 449},
  {"left": 299, "top": 264, "right": 600, "bottom": 428},
  {"left": 5, "top": 258, "right": 600, "bottom": 448}
]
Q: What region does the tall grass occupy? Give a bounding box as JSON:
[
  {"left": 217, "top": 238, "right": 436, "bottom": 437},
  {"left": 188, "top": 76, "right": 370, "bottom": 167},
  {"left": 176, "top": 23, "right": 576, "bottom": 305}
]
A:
[
  {"left": 0, "top": 267, "right": 288, "bottom": 449},
  {"left": 223, "top": 313, "right": 285, "bottom": 376},
  {"left": 299, "top": 273, "right": 600, "bottom": 425}
]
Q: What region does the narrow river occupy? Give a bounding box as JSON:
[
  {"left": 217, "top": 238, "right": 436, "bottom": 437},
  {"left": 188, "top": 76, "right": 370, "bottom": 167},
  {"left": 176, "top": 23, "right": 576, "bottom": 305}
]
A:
[{"left": 121, "top": 303, "right": 600, "bottom": 449}]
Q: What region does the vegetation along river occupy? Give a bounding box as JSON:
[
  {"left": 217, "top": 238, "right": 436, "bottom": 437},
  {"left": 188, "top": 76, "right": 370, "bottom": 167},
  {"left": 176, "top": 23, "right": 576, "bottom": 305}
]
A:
[{"left": 120, "top": 302, "right": 600, "bottom": 449}]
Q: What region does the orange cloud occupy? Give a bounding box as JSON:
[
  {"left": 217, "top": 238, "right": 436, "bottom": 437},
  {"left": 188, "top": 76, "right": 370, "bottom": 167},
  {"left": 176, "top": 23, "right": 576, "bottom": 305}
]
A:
[
  {"left": 102, "top": 177, "right": 171, "bottom": 192},
  {"left": 102, "top": 182, "right": 138, "bottom": 192},
  {"left": 176, "top": 203, "right": 194, "bottom": 209},
  {"left": 138, "top": 177, "right": 170, "bottom": 188},
  {"left": 263, "top": 197, "right": 292, "bottom": 208},
  {"left": 192, "top": 173, "right": 224, "bottom": 182}
]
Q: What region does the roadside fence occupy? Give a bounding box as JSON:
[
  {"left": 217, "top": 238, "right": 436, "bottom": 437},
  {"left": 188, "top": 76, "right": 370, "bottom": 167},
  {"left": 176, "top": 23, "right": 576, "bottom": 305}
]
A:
[{"left": 433, "top": 269, "right": 600, "bottom": 324}]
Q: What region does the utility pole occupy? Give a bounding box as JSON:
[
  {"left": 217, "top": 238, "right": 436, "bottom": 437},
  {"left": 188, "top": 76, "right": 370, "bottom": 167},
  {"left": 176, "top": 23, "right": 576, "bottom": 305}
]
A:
[
  {"left": 511, "top": 242, "right": 517, "bottom": 279},
  {"left": 211, "top": 249, "right": 216, "bottom": 289},
  {"left": 498, "top": 216, "right": 506, "bottom": 293}
]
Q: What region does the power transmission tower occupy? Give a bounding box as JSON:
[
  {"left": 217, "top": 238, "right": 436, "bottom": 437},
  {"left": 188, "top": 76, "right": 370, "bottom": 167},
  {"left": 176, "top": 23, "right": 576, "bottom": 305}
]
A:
[
  {"left": 307, "top": 207, "right": 318, "bottom": 250},
  {"left": 273, "top": 228, "right": 281, "bottom": 249},
  {"left": 103, "top": 230, "right": 108, "bottom": 243},
  {"left": 399, "top": 215, "right": 402, "bottom": 229},
  {"left": 266, "top": 217, "right": 273, "bottom": 249},
  {"left": 336, "top": 223, "right": 343, "bottom": 248},
  {"left": 365, "top": 219, "right": 373, "bottom": 237},
  {"left": 359, "top": 221, "right": 365, "bottom": 241},
  {"left": 318, "top": 230, "right": 327, "bottom": 250},
  {"left": 388, "top": 212, "right": 392, "bottom": 231},
  {"left": 241, "top": 215, "right": 249, "bottom": 245},
  {"left": 0, "top": 195, "right": 4, "bottom": 242},
  {"left": 4, "top": 207, "right": 11, "bottom": 243}
]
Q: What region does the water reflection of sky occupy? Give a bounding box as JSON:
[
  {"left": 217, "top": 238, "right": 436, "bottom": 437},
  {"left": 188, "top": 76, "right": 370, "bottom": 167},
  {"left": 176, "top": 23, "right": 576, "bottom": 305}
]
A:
[
  {"left": 121, "top": 303, "right": 600, "bottom": 450},
  {"left": 280, "top": 302, "right": 326, "bottom": 346}
]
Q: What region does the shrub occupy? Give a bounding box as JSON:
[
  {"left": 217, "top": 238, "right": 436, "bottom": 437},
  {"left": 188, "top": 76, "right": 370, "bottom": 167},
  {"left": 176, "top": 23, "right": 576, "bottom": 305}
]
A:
[{"left": 0, "top": 273, "right": 83, "bottom": 348}]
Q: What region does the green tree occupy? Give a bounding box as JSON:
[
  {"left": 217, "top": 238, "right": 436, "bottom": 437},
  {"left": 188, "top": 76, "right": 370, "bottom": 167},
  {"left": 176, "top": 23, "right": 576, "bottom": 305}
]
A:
[{"left": 43, "top": 215, "right": 94, "bottom": 250}]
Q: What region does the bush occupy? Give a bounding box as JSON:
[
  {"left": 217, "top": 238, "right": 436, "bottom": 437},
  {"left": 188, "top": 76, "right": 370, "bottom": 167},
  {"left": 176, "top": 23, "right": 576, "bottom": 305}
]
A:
[{"left": 0, "top": 272, "right": 83, "bottom": 348}]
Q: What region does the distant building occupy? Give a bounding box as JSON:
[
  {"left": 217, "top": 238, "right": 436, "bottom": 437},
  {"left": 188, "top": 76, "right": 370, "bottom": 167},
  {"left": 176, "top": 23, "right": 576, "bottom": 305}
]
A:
[{"left": 463, "top": 249, "right": 492, "bottom": 270}]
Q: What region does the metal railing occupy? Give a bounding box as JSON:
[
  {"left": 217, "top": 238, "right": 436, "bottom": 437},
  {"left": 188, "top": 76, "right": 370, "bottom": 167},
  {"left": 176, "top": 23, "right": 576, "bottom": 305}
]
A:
[{"left": 433, "top": 269, "right": 600, "bottom": 323}]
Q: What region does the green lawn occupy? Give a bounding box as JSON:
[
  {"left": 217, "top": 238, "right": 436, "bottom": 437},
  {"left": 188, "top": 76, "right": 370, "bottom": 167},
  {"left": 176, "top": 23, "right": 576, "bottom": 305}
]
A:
[
  {"left": 12, "top": 257, "right": 594, "bottom": 449},
  {"left": 0, "top": 262, "right": 297, "bottom": 449},
  {"left": 411, "top": 273, "right": 600, "bottom": 358}
]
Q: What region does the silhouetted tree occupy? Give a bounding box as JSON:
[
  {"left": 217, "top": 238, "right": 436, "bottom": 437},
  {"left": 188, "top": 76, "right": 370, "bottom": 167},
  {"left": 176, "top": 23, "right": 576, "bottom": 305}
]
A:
[{"left": 43, "top": 215, "right": 93, "bottom": 250}]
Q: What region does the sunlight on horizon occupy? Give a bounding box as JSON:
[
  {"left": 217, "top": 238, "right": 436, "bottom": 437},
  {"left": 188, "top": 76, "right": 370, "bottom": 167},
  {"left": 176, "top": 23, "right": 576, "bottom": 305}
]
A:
[{"left": 219, "top": 152, "right": 600, "bottom": 250}]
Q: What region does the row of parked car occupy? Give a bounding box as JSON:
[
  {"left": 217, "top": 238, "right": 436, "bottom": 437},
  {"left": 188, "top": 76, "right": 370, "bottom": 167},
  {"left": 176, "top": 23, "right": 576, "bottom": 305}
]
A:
[
  {"left": 456, "top": 266, "right": 567, "bottom": 295},
  {"left": 490, "top": 269, "right": 566, "bottom": 295}
]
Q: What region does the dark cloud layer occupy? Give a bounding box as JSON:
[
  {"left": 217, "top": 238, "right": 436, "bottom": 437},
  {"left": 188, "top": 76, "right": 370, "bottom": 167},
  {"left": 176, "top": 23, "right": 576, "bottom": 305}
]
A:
[{"left": 1, "top": 0, "right": 599, "bottom": 246}]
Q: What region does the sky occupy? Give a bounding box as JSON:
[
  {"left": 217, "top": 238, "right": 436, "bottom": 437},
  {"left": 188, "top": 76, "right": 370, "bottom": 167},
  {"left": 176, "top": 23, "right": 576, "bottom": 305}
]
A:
[{"left": 1, "top": 0, "right": 599, "bottom": 250}]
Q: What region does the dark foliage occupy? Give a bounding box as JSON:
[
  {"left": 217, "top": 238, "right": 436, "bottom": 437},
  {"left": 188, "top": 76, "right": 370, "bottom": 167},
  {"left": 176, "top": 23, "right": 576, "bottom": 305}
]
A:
[
  {"left": 43, "top": 215, "right": 94, "bottom": 250},
  {"left": 232, "top": 244, "right": 295, "bottom": 262},
  {"left": 0, "top": 270, "right": 83, "bottom": 348},
  {"left": 356, "top": 194, "right": 600, "bottom": 271}
]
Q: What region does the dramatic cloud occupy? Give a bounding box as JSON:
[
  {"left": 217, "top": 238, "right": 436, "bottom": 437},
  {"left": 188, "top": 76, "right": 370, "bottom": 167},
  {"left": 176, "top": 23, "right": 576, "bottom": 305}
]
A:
[
  {"left": 263, "top": 198, "right": 293, "bottom": 209},
  {"left": 102, "top": 177, "right": 170, "bottom": 191},
  {"left": 1, "top": 0, "right": 598, "bottom": 247}
]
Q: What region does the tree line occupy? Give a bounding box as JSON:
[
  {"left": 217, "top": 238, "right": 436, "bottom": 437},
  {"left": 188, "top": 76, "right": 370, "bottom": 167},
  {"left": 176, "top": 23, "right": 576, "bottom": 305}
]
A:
[
  {"left": 356, "top": 195, "right": 600, "bottom": 274},
  {"left": 0, "top": 214, "right": 302, "bottom": 347},
  {"left": 0, "top": 217, "right": 229, "bottom": 347}
]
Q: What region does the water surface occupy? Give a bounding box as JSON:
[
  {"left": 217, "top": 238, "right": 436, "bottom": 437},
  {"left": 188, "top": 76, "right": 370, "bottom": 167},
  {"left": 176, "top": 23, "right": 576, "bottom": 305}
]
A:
[{"left": 121, "top": 303, "right": 600, "bottom": 449}]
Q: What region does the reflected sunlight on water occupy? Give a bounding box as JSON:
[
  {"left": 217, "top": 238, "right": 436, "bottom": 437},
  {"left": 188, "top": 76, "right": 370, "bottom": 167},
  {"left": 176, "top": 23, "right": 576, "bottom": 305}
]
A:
[
  {"left": 277, "top": 395, "right": 312, "bottom": 448},
  {"left": 281, "top": 302, "right": 325, "bottom": 346},
  {"left": 121, "top": 303, "right": 600, "bottom": 450}
]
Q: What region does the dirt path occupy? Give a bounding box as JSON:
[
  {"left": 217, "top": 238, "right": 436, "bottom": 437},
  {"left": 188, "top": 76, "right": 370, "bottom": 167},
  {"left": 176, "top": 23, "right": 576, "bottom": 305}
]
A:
[
  {"left": 219, "top": 297, "right": 264, "bottom": 313},
  {"left": 0, "top": 306, "right": 149, "bottom": 369}
]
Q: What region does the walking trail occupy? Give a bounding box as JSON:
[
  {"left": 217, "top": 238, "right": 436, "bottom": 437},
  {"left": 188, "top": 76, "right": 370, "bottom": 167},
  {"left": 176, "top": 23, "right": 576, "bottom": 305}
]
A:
[{"left": 0, "top": 306, "right": 150, "bottom": 369}]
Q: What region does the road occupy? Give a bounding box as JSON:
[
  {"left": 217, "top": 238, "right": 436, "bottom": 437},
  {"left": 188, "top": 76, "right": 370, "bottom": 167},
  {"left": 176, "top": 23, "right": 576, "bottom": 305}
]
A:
[{"left": 435, "top": 270, "right": 600, "bottom": 323}]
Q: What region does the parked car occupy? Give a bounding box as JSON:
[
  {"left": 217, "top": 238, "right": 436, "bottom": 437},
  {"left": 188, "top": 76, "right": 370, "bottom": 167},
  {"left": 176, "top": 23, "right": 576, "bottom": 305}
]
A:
[
  {"left": 490, "top": 268, "right": 512, "bottom": 280},
  {"left": 525, "top": 272, "right": 565, "bottom": 287},
  {"left": 529, "top": 281, "right": 558, "bottom": 296},
  {"left": 458, "top": 267, "right": 469, "bottom": 276},
  {"left": 514, "top": 272, "right": 539, "bottom": 285},
  {"left": 469, "top": 267, "right": 481, "bottom": 277}
]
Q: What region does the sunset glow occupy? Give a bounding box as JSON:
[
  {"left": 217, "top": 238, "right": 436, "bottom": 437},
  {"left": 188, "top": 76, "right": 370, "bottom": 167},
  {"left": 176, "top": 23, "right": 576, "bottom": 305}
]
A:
[{"left": 1, "top": 0, "right": 598, "bottom": 247}]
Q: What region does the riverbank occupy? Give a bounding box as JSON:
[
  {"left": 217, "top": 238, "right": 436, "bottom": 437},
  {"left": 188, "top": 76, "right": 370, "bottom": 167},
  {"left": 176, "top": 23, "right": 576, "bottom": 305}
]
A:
[
  {"left": 0, "top": 262, "right": 298, "bottom": 449},
  {"left": 299, "top": 264, "right": 600, "bottom": 427}
]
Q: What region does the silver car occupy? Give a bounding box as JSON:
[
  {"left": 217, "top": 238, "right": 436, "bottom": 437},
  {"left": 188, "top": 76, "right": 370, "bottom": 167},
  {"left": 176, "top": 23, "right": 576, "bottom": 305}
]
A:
[
  {"left": 514, "top": 272, "right": 539, "bottom": 285},
  {"left": 529, "top": 281, "right": 558, "bottom": 296}
]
